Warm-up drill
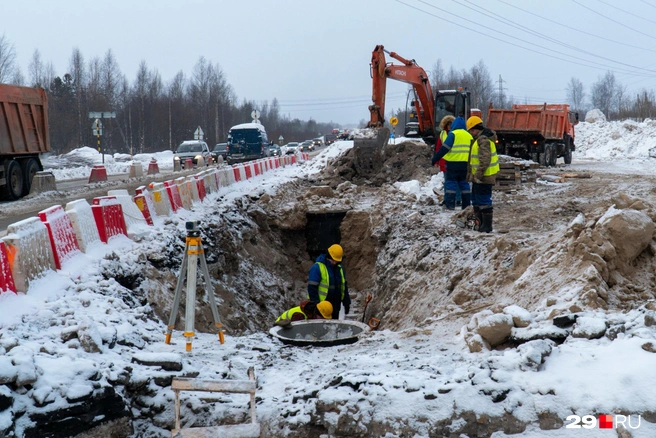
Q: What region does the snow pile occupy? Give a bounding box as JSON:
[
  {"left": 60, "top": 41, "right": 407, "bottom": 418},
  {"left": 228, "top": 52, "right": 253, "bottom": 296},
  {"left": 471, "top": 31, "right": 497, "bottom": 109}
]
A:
[
  {"left": 42, "top": 147, "right": 174, "bottom": 180},
  {"left": 575, "top": 116, "right": 656, "bottom": 159}
]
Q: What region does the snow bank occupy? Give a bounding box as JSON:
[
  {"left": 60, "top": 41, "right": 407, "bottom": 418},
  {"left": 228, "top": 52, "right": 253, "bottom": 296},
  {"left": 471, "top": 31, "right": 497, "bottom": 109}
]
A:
[{"left": 575, "top": 117, "right": 656, "bottom": 160}]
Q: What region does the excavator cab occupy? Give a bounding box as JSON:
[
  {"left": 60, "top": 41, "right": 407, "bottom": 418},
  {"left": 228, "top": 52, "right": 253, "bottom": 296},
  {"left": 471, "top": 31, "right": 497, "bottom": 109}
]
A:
[{"left": 434, "top": 90, "right": 471, "bottom": 133}]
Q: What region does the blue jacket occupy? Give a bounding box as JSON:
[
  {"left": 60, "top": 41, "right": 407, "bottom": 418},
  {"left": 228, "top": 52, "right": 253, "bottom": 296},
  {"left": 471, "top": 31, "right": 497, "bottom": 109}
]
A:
[
  {"left": 307, "top": 254, "right": 351, "bottom": 316},
  {"left": 432, "top": 116, "right": 467, "bottom": 165}
]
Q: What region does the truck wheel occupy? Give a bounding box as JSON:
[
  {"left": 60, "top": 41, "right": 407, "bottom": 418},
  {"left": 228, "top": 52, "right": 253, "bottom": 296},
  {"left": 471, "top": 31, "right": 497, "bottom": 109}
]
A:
[
  {"left": 3, "top": 160, "right": 24, "bottom": 200},
  {"left": 21, "top": 158, "right": 40, "bottom": 196},
  {"left": 564, "top": 145, "right": 572, "bottom": 165},
  {"left": 539, "top": 150, "right": 547, "bottom": 167},
  {"left": 548, "top": 144, "right": 558, "bottom": 167}
]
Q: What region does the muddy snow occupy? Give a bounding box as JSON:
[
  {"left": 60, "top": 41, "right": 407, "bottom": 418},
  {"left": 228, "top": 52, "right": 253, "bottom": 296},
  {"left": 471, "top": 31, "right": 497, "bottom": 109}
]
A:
[{"left": 1, "top": 123, "right": 656, "bottom": 437}]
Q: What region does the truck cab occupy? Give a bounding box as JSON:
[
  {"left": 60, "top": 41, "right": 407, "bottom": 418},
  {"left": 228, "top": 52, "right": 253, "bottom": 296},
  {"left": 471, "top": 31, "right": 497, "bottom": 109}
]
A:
[{"left": 226, "top": 122, "right": 268, "bottom": 164}]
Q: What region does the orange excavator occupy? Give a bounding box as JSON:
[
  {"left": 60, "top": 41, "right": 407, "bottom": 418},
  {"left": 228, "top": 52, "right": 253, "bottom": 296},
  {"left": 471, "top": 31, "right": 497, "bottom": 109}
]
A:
[{"left": 354, "top": 45, "right": 473, "bottom": 177}]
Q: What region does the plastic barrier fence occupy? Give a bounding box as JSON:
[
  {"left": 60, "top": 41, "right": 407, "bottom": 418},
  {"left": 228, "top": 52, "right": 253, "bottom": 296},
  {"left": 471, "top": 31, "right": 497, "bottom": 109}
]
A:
[
  {"left": 150, "top": 182, "right": 172, "bottom": 217},
  {"left": 2, "top": 217, "right": 56, "bottom": 293},
  {"left": 135, "top": 186, "right": 158, "bottom": 225},
  {"left": 0, "top": 242, "right": 16, "bottom": 294},
  {"left": 195, "top": 176, "right": 206, "bottom": 201},
  {"left": 107, "top": 190, "right": 149, "bottom": 236},
  {"left": 92, "top": 197, "right": 128, "bottom": 243},
  {"left": 164, "top": 180, "right": 183, "bottom": 212},
  {"left": 134, "top": 194, "right": 154, "bottom": 226},
  {"left": 65, "top": 199, "right": 102, "bottom": 253},
  {"left": 38, "top": 205, "right": 81, "bottom": 270},
  {"left": 188, "top": 177, "right": 201, "bottom": 204},
  {"left": 175, "top": 177, "right": 193, "bottom": 210}
]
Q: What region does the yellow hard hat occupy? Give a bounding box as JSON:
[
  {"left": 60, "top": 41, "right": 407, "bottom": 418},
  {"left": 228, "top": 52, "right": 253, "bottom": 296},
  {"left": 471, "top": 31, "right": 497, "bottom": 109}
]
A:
[
  {"left": 317, "top": 301, "right": 333, "bottom": 319},
  {"left": 466, "top": 116, "right": 484, "bottom": 131},
  {"left": 327, "top": 244, "right": 343, "bottom": 262}
]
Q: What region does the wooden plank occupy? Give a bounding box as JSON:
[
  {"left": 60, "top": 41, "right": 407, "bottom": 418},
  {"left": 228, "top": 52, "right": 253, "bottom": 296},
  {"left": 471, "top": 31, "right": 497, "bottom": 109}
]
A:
[
  {"left": 172, "top": 378, "right": 255, "bottom": 394},
  {"left": 561, "top": 172, "right": 591, "bottom": 179},
  {"left": 541, "top": 175, "right": 564, "bottom": 183},
  {"left": 172, "top": 423, "right": 261, "bottom": 438}
]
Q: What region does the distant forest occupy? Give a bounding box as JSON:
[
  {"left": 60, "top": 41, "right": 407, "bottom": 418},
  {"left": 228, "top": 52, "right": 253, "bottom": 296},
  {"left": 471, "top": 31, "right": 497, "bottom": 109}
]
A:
[{"left": 0, "top": 36, "right": 338, "bottom": 154}]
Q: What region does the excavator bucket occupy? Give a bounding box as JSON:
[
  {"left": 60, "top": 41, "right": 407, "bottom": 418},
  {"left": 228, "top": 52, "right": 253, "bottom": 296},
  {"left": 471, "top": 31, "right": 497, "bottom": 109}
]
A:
[{"left": 352, "top": 127, "right": 390, "bottom": 179}]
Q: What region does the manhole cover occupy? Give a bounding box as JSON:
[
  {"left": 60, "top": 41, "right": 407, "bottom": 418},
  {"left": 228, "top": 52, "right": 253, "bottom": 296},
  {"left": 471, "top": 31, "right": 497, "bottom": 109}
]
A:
[{"left": 269, "top": 320, "right": 369, "bottom": 347}]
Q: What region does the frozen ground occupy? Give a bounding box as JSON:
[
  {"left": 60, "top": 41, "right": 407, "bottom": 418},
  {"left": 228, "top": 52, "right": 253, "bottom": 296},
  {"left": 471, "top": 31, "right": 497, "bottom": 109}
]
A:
[{"left": 1, "top": 121, "right": 656, "bottom": 437}]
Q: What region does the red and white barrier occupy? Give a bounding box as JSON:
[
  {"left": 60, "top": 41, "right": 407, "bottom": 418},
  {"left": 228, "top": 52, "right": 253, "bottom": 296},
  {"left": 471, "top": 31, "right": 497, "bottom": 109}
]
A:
[
  {"left": 175, "top": 177, "right": 193, "bottom": 210},
  {"left": 0, "top": 242, "right": 16, "bottom": 294},
  {"left": 65, "top": 199, "right": 102, "bottom": 252},
  {"left": 88, "top": 165, "right": 108, "bottom": 183},
  {"left": 135, "top": 186, "right": 158, "bottom": 223},
  {"left": 194, "top": 175, "right": 206, "bottom": 201},
  {"left": 164, "top": 180, "right": 183, "bottom": 212},
  {"left": 2, "top": 217, "right": 56, "bottom": 293},
  {"left": 188, "top": 178, "right": 201, "bottom": 204},
  {"left": 149, "top": 182, "right": 172, "bottom": 217},
  {"left": 38, "top": 205, "right": 81, "bottom": 270},
  {"left": 244, "top": 163, "right": 253, "bottom": 179},
  {"left": 107, "top": 190, "right": 149, "bottom": 236},
  {"left": 92, "top": 197, "right": 128, "bottom": 243},
  {"left": 147, "top": 159, "right": 160, "bottom": 175},
  {"left": 134, "top": 194, "right": 153, "bottom": 226}
]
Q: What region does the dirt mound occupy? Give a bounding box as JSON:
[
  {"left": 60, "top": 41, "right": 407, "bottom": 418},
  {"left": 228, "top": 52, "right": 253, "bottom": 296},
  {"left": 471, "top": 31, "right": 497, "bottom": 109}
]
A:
[{"left": 319, "top": 140, "right": 437, "bottom": 187}]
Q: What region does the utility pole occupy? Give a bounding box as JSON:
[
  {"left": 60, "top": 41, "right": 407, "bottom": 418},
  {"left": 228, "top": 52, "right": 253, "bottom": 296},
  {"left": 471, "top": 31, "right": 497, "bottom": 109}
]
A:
[{"left": 496, "top": 75, "right": 507, "bottom": 108}]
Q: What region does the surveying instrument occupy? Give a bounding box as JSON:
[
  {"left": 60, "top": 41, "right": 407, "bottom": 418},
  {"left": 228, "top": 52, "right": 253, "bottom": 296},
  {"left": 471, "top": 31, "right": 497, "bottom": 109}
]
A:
[{"left": 165, "top": 221, "right": 225, "bottom": 352}]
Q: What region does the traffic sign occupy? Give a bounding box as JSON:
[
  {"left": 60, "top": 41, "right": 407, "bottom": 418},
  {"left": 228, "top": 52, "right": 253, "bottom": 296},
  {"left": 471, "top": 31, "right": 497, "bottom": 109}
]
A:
[
  {"left": 194, "top": 126, "right": 204, "bottom": 140},
  {"left": 92, "top": 119, "right": 103, "bottom": 136},
  {"left": 390, "top": 116, "right": 399, "bottom": 126},
  {"left": 88, "top": 111, "right": 116, "bottom": 119},
  {"left": 251, "top": 110, "right": 260, "bottom": 120}
]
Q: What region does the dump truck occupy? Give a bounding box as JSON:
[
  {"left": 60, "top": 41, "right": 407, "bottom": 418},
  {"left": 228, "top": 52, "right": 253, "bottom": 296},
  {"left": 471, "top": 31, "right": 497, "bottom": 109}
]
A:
[
  {"left": 486, "top": 103, "right": 579, "bottom": 167},
  {"left": 0, "top": 83, "right": 49, "bottom": 199}
]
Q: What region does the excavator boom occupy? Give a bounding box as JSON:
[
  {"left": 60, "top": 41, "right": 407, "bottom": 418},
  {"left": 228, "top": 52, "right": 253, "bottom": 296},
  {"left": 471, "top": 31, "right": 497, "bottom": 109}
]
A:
[{"left": 367, "top": 45, "right": 435, "bottom": 140}]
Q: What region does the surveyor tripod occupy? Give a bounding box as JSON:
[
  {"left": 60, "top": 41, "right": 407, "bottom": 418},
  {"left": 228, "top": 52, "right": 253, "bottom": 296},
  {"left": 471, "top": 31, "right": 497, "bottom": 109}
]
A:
[{"left": 165, "top": 221, "right": 225, "bottom": 352}]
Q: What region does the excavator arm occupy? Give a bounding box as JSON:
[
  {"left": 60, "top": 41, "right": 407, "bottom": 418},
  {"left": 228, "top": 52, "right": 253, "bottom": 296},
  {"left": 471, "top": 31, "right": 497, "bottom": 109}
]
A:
[{"left": 367, "top": 45, "right": 435, "bottom": 140}]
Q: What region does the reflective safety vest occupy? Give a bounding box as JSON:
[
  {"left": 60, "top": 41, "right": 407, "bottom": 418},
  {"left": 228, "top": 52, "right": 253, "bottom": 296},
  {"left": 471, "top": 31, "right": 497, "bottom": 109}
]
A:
[
  {"left": 470, "top": 138, "right": 500, "bottom": 177},
  {"left": 444, "top": 129, "right": 472, "bottom": 162},
  {"left": 275, "top": 306, "right": 306, "bottom": 323},
  {"left": 437, "top": 130, "right": 448, "bottom": 152},
  {"left": 309, "top": 262, "right": 346, "bottom": 302}
]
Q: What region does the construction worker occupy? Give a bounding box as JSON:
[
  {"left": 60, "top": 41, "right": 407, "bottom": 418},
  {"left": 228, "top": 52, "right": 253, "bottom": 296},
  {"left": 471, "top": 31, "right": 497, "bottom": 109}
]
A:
[
  {"left": 275, "top": 300, "right": 333, "bottom": 326},
  {"left": 434, "top": 115, "right": 461, "bottom": 206},
  {"left": 431, "top": 116, "right": 472, "bottom": 210},
  {"left": 466, "top": 116, "right": 499, "bottom": 233},
  {"left": 307, "top": 244, "right": 351, "bottom": 319}
]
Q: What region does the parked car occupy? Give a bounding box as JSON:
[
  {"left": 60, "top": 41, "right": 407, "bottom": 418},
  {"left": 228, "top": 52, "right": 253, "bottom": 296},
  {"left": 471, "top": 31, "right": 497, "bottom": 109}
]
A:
[
  {"left": 312, "top": 137, "right": 324, "bottom": 147},
  {"left": 299, "top": 140, "right": 314, "bottom": 152},
  {"left": 212, "top": 143, "right": 228, "bottom": 161},
  {"left": 174, "top": 140, "right": 211, "bottom": 169},
  {"left": 285, "top": 142, "right": 299, "bottom": 154},
  {"left": 269, "top": 145, "right": 282, "bottom": 156}
]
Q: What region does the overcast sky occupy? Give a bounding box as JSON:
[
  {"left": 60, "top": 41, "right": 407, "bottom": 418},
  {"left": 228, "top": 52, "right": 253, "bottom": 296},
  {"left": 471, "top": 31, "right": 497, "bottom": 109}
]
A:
[{"left": 4, "top": 0, "right": 656, "bottom": 126}]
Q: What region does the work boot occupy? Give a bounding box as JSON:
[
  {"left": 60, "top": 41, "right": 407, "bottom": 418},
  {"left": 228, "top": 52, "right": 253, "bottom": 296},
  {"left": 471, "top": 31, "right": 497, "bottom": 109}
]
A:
[
  {"left": 480, "top": 209, "right": 493, "bottom": 233},
  {"left": 473, "top": 206, "right": 482, "bottom": 231}
]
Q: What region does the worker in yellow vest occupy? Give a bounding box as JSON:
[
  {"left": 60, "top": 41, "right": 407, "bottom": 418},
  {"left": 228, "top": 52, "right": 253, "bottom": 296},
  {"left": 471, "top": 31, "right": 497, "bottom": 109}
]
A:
[
  {"left": 431, "top": 116, "right": 472, "bottom": 210},
  {"left": 275, "top": 300, "right": 333, "bottom": 326},
  {"left": 466, "top": 116, "right": 500, "bottom": 233},
  {"left": 307, "top": 244, "right": 351, "bottom": 319}
]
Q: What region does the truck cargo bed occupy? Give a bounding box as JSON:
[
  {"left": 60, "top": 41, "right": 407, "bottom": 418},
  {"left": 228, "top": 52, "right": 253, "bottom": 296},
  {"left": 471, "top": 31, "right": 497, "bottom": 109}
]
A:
[{"left": 0, "top": 84, "right": 50, "bottom": 155}]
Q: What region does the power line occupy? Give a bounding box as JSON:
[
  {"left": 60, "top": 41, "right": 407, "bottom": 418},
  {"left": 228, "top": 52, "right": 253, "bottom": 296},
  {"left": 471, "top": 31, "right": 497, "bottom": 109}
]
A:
[
  {"left": 597, "top": 0, "right": 656, "bottom": 25},
  {"left": 495, "top": 0, "right": 656, "bottom": 53},
  {"left": 408, "top": 0, "right": 654, "bottom": 77},
  {"left": 640, "top": 0, "right": 656, "bottom": 9},
  {"left": 571, "top": 0, "right": 656, "bottom": 41},
  {"left": 447, "top": 0, "right": 656, "bottom": 75}
]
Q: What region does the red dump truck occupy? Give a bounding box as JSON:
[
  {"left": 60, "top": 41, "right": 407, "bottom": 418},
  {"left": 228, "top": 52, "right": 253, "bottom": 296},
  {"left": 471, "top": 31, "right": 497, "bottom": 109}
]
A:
[
  {"left": 486, "top": 103, "right": 579, "bottom": 167},
  {"left": 0, "top": 83, "right": 49, "bottom": 199}
]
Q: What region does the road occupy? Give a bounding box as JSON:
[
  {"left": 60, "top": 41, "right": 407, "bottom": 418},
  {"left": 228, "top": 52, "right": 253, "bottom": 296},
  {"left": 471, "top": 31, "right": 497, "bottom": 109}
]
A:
[{"left": 0, "top": 150, "right": 324, "bottom": 235}]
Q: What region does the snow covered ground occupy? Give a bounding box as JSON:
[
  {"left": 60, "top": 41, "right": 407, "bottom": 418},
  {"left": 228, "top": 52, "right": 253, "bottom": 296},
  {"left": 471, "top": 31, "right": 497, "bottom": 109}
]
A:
[{"left": 1, "top": 123, "right": 656, "bottom": 437}]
